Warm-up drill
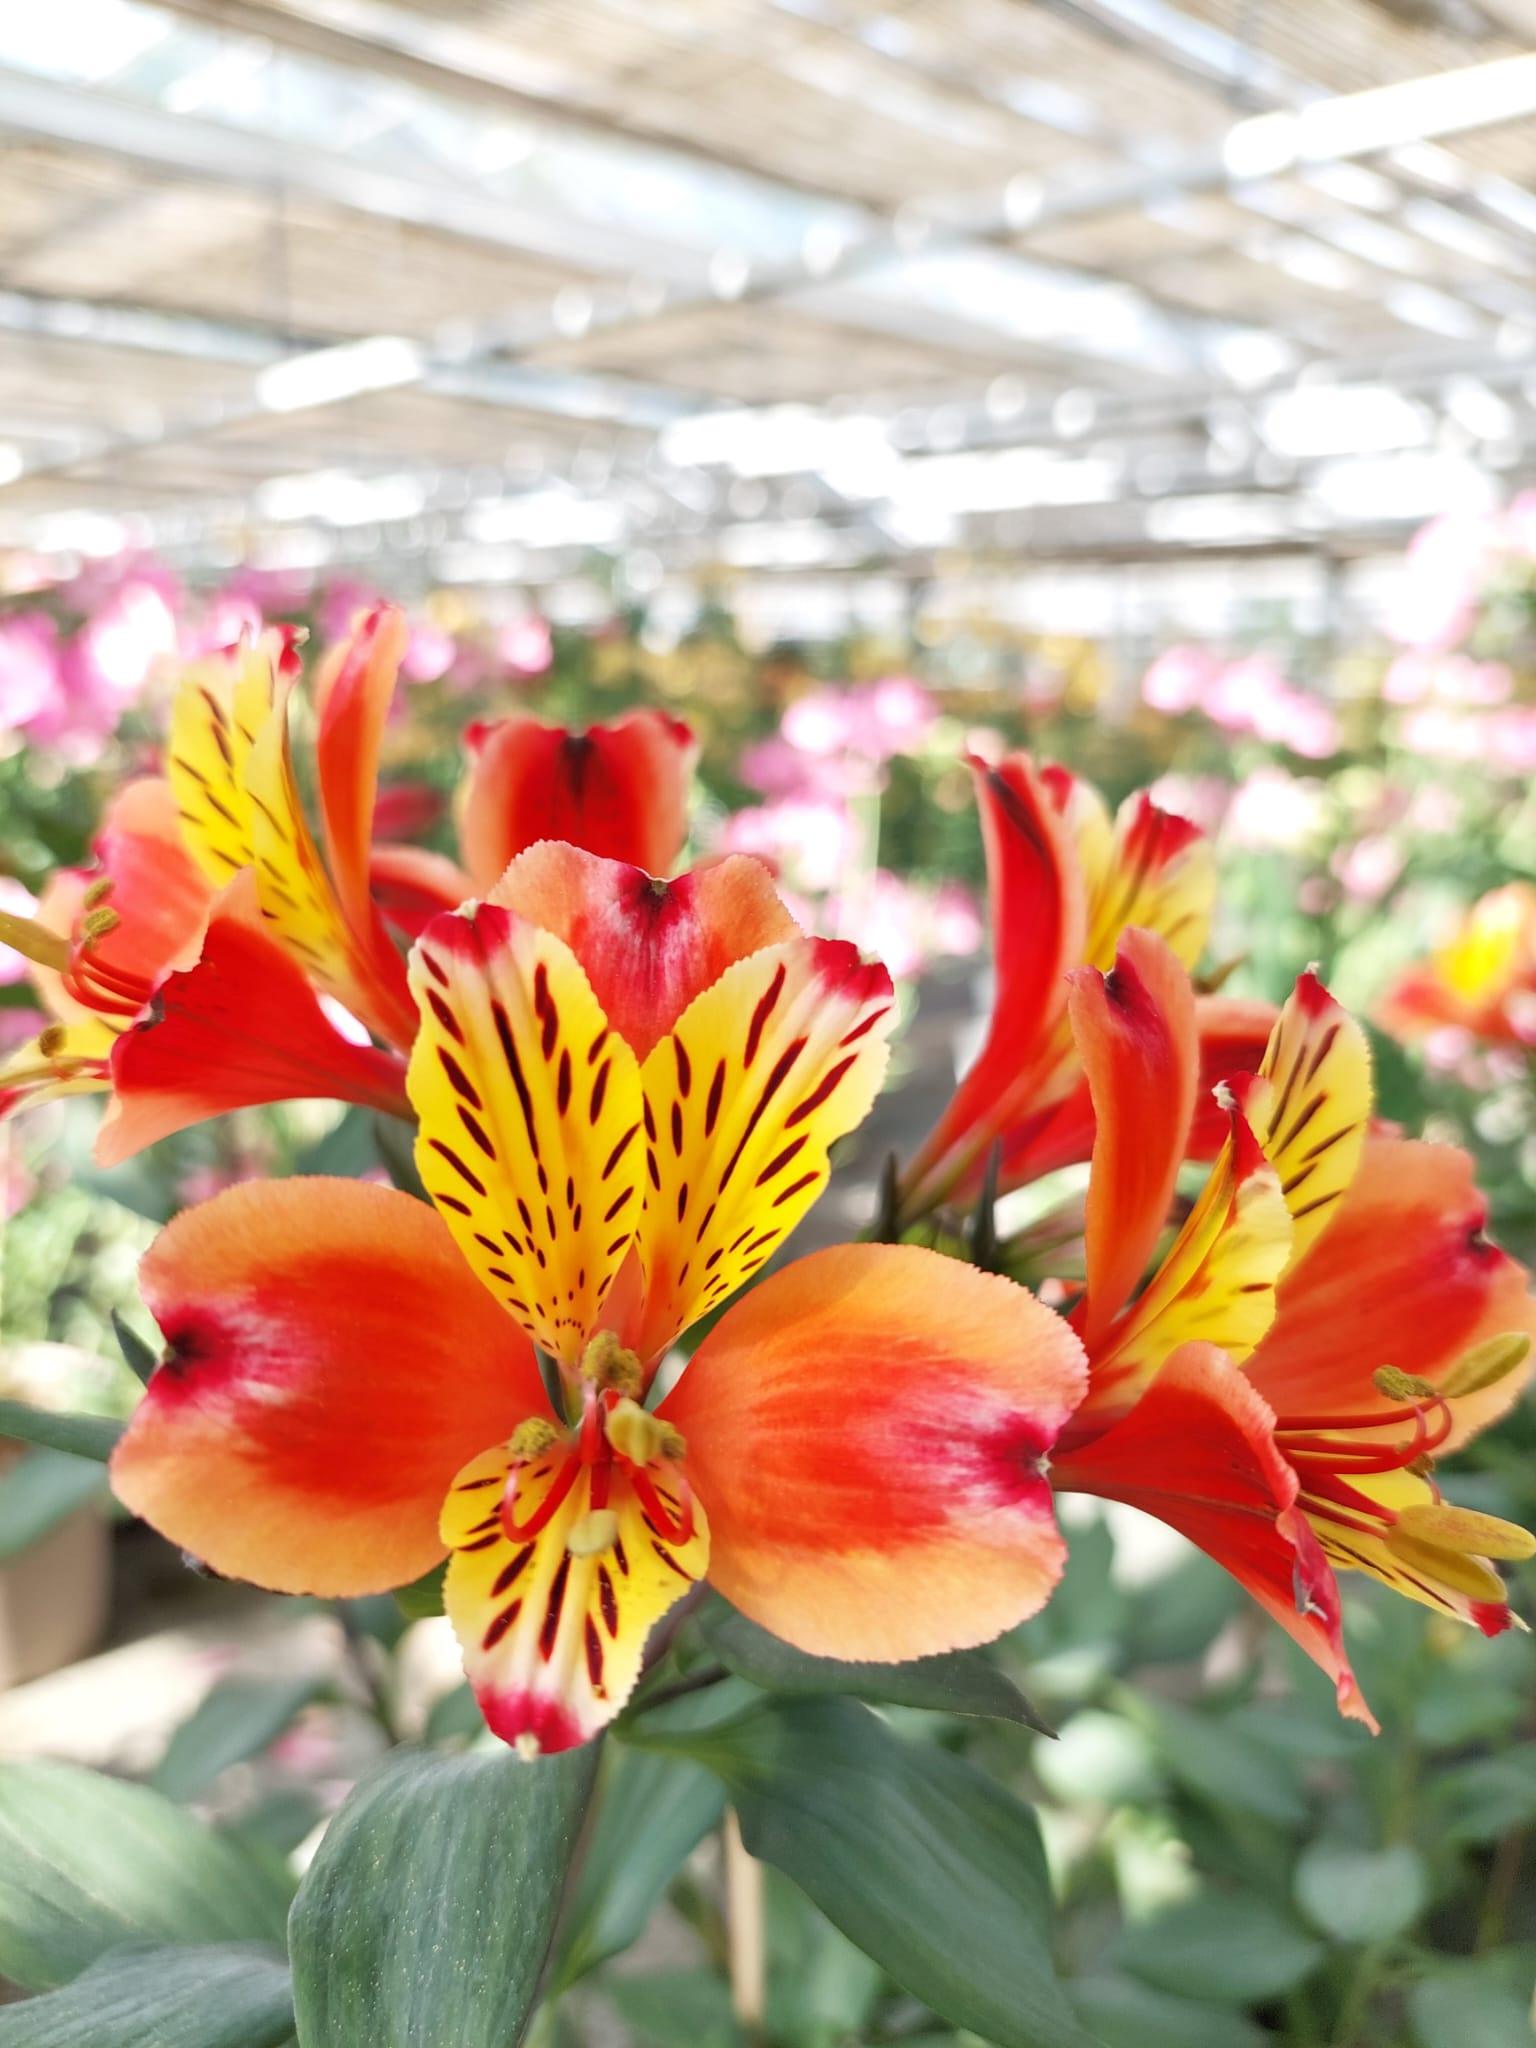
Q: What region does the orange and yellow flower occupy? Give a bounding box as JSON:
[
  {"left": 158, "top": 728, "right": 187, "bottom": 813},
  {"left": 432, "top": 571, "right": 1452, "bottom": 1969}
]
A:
[
  {"left": 896, "top": 752, "right": 1274, "bottom": 1223},
  {"left": 1051, "top": 931, "right": 1536, "bottom": 1726},
  {"left": 0, "top": 616, "right": 416, "bottom": 1158},
  {"left": 1378, "top": 881, "right": 1536, "bottom": 1051},
  {"left": 110, "top": 846, "right": 1086, "bottom": 1753}
]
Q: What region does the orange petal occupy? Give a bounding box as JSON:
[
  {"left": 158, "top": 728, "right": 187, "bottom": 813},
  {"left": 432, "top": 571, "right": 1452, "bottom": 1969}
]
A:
[
  {"left": 1247, "top": 1134, "right": 1536, "bottom": 1451},
  {"left": 459, "top": 709, "right": 697, "bottom": 890},
  {"left": 99, "top": 872, "right": 409, "bottom": 1166},
  {"left": 407, "top": 901, "right": 646, "bottom": 1369},
  {"left": 1055, "top": 1344, "right": 1375, "bottom": 1729},
  {"left": 112, "top": 1179, "right": 543, "bottom": 1596},
  {"left": 490, "top": 844, "right": 799, "bottom": 1062},
  {"left": 1069, "top": 929, "right": 1197, "bottom": 1349},
  {"left": 661, "top": 1244, "right": 1086, "bottom": 1660},
  {"left": 631, "top": 938, "right": 894, "bottom": 1359},
  {"left": 314, "top": 605, "right": 409, "bottom": 944}
]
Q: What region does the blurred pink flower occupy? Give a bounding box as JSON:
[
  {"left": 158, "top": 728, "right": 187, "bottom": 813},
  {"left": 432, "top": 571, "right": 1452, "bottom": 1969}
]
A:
[
  {"left": 498, "top": 616, "right": 553, "bottom": 679},
  {"left": 0, "top": 613, "right": 63, "bottom": 734},
  {"left": 1222, "top": 766, "right": 1329, "bottom": 851},
  {"left": 319, "top": 578, "right": 388, "bottom": 644},
  {"left": 1388, "top": 511, "right": 1494, "bottom": 652},
  {"left": 1204, "top": 654, "right": 1290, "bottom": 734},
  {"left": 1333, "top": 834, "right": 1403, "bottom": 904},
  {"left": 720, "top": 798, "right": 856, "bottom": 895},
  {"left": 1141, "top": 644, "right": 1220, "bottom": 715},
  {"left": 75, "top": 578, "right": 178, "bottom": 704},
  {"left": 401, "top": 619, "right": 457, "bottom": 685},
  {"left": 1147, "top": 771, "right": 1231, "bottom": 835},
  {"left": 218, "top": 565, "right": 314, "bottom": 615},
  {"left": 781, "top": 677, "right": 937, "bottom": 763}
]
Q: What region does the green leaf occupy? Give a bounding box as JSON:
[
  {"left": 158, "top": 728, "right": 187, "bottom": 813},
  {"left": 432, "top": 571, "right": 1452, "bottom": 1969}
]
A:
[
  {"left": 423, "top": 1684, "right": 484, "bottom": 1745},
  {"left": 111, "top": 1310, "right": 160, "bottom": 1386},
  {"left": 153, "top": 1676, "right": 324, "bottom": 1805},
  {"left": 1140, "top": 1696, "right": 1306, "bottom": 1826},
  {"left": 0, "top": 1941, "right": 293, "bottom": 2047},
  {"left": 371, "top": 1115, "right": 426, "bottom": 1198},
  {"left": 1072, "top": 1974, "right": 1268, "bottom": 2048},
  {"left": 700, "top": 1603, "right": 1051, "bottom": 1732},
  {"left": 763, "top": 1869, "right": 882, "bottom": 2048},
  {"left": 0, "top": 1447, "right": 106, "bottom": 1562},
  {"left": 1436, "top": 1747, "right": 1536, "bottom": 1844},
  {"left": 0, "top": 1761, "right": 294, "bottom": 1992},
  {"left": 553, "top": 1747, "right": 724, "bottom": 1990},
  {"left": 1113, "top": 1893, "right": 1326, "bottom": 2004},
  {"left": 634, "top": 1697, "right": 1092, "bottom": 2048},
  {"left": 393, "top": 1560, "right": 447, "bottom": 1620},
  {"left": 604, "top": 1970, "right": 741, "bottom": 2048},
  {"left": 1294, "top": 1842, "right": 1427, "bottom": 1946},
  {"left": 1410, "top": 1958, "right": 1536, "bottom": 2048},
  {"left": 0, "top": 1401, "right": 123, "bottom": 1463},
  {"left": 289, "top": 1743, "right": 597, "bottom": 2048}
]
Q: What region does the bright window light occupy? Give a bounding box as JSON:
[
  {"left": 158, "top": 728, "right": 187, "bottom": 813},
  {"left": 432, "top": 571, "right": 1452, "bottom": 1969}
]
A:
[
  {"left": 1226, "top": 55, "right": 1536, "bottom": 178},
  {"left": 1261, "top": 384, "right": 1430, "bottom": 460},
  {"left": 256, "top": 336, "right": 424, "bottom": 413}
]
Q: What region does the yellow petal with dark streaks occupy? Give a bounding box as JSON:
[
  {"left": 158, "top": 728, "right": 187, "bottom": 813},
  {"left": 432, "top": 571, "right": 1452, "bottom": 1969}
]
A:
[
  {"left": 408, "top": 901, "right": 646, "bottom": 1369},
  {"left": 166, "top": 642, "right": 276, "bottom": 885},
  {"left": 632, "top": 936, "right": 894, "bottom": 1360},
  {"left": 1245, "top": 970, "right": 1372, "bottom": 1265},
  {"left": 441, "top": 1434, "right": 708, "bottom": 1754}
]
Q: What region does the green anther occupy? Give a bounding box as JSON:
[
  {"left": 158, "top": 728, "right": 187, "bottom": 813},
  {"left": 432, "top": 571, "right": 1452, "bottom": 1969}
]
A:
[
  {"left": 82, "top": 877, "right": 115, "bottom": 910},
  {"left": 1441, "top": 1331, "right": 1532, "bottom": 1400},
  {"left": 81, "top": 906, "right": 121, "bottom": 946},
  {"left": 1372, "top": 1366, "right": 1440, "bottom": 1404}
]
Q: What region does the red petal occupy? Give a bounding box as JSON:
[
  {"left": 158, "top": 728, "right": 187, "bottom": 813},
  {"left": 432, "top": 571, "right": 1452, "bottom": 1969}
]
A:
[
  {"left": 900, "top": 754, "right": 1084, "bottom": 1214},
  {"left": 661, "top": 1243, "right": 1086, "bottom": 1660},
  {"left": 1055, "top": 1344, "right": 1375, "bottom": 1729},
  {"left": 99, "top": 873, "right": 408, "bottom": 1165},
  {"left": 112, "top": 1178, "right": 544, "bottom": 1595},
  {"left": 1189, "top": 995, "right": 1276, "bottom": 1156},
  {"left": 1069, "top": 930, "right": 1197, "bottom": 1348},
  {"left": 459, "top": 709, "right": 697, "bottom": 889},
  {"left": 370, "top": 844, "right": 474, "bottom": 939},
  {"left": 491, "top": 844, "right": 799, "bottom": 1059}
]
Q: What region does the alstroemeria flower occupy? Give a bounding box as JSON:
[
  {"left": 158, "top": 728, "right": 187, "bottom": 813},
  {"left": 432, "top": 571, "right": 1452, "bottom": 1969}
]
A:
[
  {"left": 110, "top": 844, "right": 1086, "bottom": 1754},
  {"left": 1050, "top": 931, "right": 1536, "bottom": 1726},
  {"left": 0, "top": 612, "right": 416, "bottom": 1160},
  {"left": 1378, "top": 882, "right": 1536, "bottom": 1051},
  {"left": 897, "top": 752, "right": 1274, "bottom": 1223},
  {"left": 370, "top": 710, "right": 698, "bottom": 936}
]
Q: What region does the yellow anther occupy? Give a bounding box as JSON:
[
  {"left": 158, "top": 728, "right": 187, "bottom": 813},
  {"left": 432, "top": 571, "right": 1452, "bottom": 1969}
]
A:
[
  {"left": 579, "top": 1330, "right": 644, "bottom": 1397},
  {"left": 81, "top": 906, "right": 121, "bottom": 946},
  {"left": 605, "top": 1397, "right": 685, "bottom": 1467},
  {"left": 1372, "top": 1367, "right": 1440, "bottom": 1404},
  {"left": 508, "top": 1417, "right": 562, "bottom": 1461},
  {"left": 566, "top": 1509, "right": 620, "bottom": 1557},
  {"left": 1395, "top": 1503, "right": 1536, "bottom": 1562},
  {"left": 1441, "top": 1332, "right": 1532, "bottom": 1401},
  {"left": 81, "top": 877, "right": 115, "bottom": 910}
]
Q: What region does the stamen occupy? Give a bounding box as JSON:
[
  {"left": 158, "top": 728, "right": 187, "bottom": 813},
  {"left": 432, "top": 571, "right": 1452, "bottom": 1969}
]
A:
[
  {"left": 567, "top": 1509, "right": 620, "bottom": 1556},
  {"left": 605, "top": 1397, "right": 685, "bottom": 1467},
  {"left": 500, "top": 1452, "right": 580, "bottom": 1541},
  {"left": 1372, "top": 1366, "right": 1439, "bottom": 1403},
  {"left": 509, "top": 1417, "right": 562, "bottom": 1461},
  {"left": 578, "top": 1330, "right": 643, "bottom": 1396},
  {"left": 81, "top": 877, "right": 115, "bottom": 910},
  {"left": 0, "top": 909, "right": 70, "bottom": 973}
]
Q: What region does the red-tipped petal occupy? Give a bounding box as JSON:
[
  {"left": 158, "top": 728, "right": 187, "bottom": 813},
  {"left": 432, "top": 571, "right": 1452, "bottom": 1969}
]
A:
[
  {"left": 1055, "top": 1344, "right": 1374, "bottom": 1730},
  {"left": 490, "top": 844, "right": 799, "bottom": 1060},
  {"left": 661, "top": 1243, "right": 1086, "bottom": 1661},
  {"left": 460, "top": 709, "right": 697, "bottom": 889},
  {"left": 1070, "top": 930, "right": 1197, "bottom": 1347},
  {"left": 112, "top": 1178, "right": 545, "bottom": 1595},
  {"left": 99, "top": 874, "right": 408, "bottom": 1165}
]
